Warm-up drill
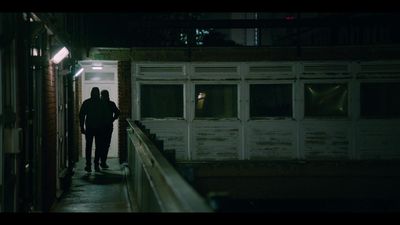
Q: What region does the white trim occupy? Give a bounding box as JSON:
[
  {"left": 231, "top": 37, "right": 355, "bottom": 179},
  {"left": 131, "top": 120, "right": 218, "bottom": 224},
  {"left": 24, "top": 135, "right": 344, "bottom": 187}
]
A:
[
  {"left": 357, "top": 60, "right": 400, "bottom": 78},
  {"left": 245, "top": 61, "right": 296, "bottom": 80},
  {"left": 190, "top": 62, "right": 240, "bottom": 80},
  {"left": 135, "top": 62, "right": 187, "bottom": 79},
  {"left": 300, "top": 61, "right": 352, "bottom": 79}
]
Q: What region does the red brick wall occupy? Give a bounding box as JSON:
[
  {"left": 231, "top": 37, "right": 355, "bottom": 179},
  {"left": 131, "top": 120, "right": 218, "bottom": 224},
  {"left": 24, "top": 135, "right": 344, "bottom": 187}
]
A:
[
  {"left": 42, "top": 60, "right": 57, "bottom": 211},
  {"left": 118, "top": 61, "right": 131, "bottom": 163},
  {"left": 75, "top": 77, "right": 82, "bottom": 159}
]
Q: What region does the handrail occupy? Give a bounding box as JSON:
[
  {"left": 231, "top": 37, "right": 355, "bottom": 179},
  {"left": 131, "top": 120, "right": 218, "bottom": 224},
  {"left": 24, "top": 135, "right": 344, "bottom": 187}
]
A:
[{"left": 126, "top": 119, "right": 212, "bottom": 212}]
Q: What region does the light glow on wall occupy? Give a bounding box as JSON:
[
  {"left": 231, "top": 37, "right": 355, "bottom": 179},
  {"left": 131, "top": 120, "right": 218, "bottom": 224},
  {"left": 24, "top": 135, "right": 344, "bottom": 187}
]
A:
[{"left": 74, "top": 68, "right": 84, "bottom": 77}]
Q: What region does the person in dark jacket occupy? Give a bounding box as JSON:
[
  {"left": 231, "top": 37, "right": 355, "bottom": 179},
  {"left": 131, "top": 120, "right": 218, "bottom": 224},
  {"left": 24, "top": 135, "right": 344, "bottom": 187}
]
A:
[
  {"left": 100, "top": 89, "right": 120, "bottom": 168},
  {"left": 79, "top": 87, "right": 106, "bottom": 172}
]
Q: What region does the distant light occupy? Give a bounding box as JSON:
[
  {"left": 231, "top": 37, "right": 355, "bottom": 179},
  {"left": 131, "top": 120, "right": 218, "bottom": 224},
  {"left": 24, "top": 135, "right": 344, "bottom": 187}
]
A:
[
  {"left": 285, "top": 16, "right": 295, "bottom": 20},
  {"left": 92, "top": 66, "right": 103, "bottom": 70},
  {"left": 51, "top": 47, "right": 69, "bottom": 64},
  {"left": 74, "top": 68, "right": 84, "bottom": 77},
  {"left": 32, "top": 48, "right": 39, "bottom": 56},
  {"left": 198, "top": 92, "right": 206, "bottom": 100}
]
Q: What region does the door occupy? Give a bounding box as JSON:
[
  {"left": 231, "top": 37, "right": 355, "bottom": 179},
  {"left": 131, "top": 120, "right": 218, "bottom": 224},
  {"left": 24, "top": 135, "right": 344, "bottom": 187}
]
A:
[
  {"left": 81, "top": 62, "right": 119, "bottom": 159},
  {"left": 56, "top": 71, "right": 67, "bottom": 197}
]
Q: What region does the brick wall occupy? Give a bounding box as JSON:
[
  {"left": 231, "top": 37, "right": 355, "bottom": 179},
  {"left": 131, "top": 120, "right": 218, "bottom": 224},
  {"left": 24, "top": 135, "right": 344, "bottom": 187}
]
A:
[
  {"left": 75, "top": 77, "right": 82, "bottom": 159},
  {"left": 118, "top": 61, "right": 131, "bottom": 163},
  {"left": 42, "top": 60, "right": 57, "bottom": 211}
]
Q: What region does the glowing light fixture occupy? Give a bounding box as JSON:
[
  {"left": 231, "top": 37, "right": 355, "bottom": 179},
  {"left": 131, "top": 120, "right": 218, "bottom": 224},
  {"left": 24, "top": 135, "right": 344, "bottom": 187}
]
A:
[
  {"left": 91, "top": 62, "right": 103, "bottom": 70},
  {"left": 51, "top": 47, "right": 69, "bottom": 64},
  {"left": 74, "top": 68, "right": 84, "bottom": 77}
]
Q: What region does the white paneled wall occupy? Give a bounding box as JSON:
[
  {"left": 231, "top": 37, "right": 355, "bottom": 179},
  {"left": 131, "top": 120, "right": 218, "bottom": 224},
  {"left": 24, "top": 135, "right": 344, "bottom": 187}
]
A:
[
  {"left": 192, "top": 121, "right": 241, "bottom": 160},
  {"left": 141, "top": 120, "right": 188, "bottom": 161},
  {"left": 132, "top": 61, "right": 400, "bottom": 161},
  {"left": 247, "top": 120, "right": 297, "bottom": 160}
]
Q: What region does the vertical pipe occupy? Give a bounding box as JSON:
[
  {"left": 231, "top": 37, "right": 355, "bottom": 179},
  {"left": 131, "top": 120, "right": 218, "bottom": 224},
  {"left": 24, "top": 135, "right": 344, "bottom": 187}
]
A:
[
  {"left": 0, "top": 14, "right": 4, "bottom": 213},
  {"left": 24, "top": 12, "right": 33, "bottom": 212}
]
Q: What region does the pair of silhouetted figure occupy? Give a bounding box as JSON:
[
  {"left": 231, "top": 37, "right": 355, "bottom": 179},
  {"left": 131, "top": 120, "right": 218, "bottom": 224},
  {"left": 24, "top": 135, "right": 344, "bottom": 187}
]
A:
[{"left": 79, "top": 87, "right": 120, "bottom": 172}]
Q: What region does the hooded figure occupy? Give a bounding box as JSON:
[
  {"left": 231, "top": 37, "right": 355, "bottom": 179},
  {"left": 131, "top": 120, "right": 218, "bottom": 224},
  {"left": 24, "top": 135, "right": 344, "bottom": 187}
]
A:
[
  {"left": 79, "top": 87, "right": 107, "bottom": 172},
  {"left": 99, "top": 89, "right": 120, "bottom": 168}
]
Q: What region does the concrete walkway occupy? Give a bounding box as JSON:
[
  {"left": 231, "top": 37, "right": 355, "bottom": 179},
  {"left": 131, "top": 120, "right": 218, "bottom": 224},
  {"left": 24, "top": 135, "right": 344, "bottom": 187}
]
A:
[{"left": 51, "top": 158, "right": 134, "bottom": 212}]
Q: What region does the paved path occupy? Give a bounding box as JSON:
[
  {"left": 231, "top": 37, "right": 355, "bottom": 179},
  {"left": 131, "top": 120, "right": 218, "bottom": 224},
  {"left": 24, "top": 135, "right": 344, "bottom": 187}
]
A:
[{"left": 51, "top": 158, "right": 134, "bottom": 212}]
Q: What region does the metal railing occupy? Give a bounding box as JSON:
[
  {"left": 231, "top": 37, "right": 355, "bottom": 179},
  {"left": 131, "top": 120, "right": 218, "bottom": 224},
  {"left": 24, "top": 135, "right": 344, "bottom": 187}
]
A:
[{"left": 125, "top": 119, "right": 212, "bottom": 212}]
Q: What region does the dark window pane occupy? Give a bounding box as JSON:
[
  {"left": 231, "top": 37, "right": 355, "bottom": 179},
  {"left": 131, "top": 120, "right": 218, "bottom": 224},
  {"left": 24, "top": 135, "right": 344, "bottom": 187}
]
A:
[
  {"left": 305, "top": 83, "right": 348, "bottom": 117},
  {"left": 250, "top": 84, "right": 292, "bottom": 118},
  {"left": 361, "top": 82, "right": 400, "bottom": 118},
  {"left": 141, "top": 84, "right": 183, "bottom": 118},
  {"left": 195, "top": 85, "right": 237, "bottom": 118}
]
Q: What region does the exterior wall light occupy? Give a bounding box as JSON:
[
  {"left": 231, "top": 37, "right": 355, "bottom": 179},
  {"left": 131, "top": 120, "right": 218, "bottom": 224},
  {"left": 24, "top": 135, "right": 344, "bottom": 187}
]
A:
[{"left": 51, "top": 47, "right": 69, "bottom": 64}]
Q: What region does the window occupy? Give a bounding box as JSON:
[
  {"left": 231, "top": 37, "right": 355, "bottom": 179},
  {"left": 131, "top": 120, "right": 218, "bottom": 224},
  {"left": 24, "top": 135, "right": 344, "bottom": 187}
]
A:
[
  {"left": 195, "top": 84, "right": 237, "bottom": 118},
  {"left": 360, "top": 82, "right": 400, "bottom": 118},
  {"left": 304, "top": 83, "right": 348, "bottom": 117},
  {"left": 85, "top": 72, "right": 114, "bottom": 81},
  {"left": 141, "top": 84, "right": 183, "bottom": 119},
  {"left": 250, "top": 84, "right": 292, "bottom": 118}
]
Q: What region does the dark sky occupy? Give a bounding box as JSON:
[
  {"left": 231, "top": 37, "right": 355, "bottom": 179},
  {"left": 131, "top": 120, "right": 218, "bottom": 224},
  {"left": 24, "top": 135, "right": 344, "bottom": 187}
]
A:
[
  {"left": 82, "top": 12, "right": 400, "bottom": 48},
  {"left": 84, "top": 13, "right": 196, "bottom": 47}
]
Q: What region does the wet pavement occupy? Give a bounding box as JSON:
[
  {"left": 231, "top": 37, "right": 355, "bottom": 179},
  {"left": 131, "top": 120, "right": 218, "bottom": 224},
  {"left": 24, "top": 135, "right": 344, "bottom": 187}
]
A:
[{"left": 51, "top": 158, "right": 135, "bottom": 213}]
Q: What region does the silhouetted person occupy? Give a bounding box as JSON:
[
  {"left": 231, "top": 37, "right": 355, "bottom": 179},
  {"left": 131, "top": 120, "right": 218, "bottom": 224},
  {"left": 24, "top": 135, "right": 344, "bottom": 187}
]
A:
[
  {"left": 79, "top": 87, "right": 106, "bottom": 172},
  {"left": 100, "top": 89, "right": 120, "bottom": 168}
]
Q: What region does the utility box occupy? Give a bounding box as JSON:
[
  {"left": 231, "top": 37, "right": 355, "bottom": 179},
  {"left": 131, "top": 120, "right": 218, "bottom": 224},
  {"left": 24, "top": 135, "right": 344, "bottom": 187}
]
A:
[{"left": 4, "top": 128, "right": 22, "bottom": 154}]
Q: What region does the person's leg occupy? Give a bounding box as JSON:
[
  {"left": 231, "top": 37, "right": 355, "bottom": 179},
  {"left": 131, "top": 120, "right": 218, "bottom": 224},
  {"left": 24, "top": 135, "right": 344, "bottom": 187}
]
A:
[
  {"left": 101, "top": 126, "right": 112, "bottom": 167},
  {"left": 85, "top": 129, "right": 94, "bottom": 172},
  {"left": 94, "top": 128, "right": 104, "bottom": 171}
]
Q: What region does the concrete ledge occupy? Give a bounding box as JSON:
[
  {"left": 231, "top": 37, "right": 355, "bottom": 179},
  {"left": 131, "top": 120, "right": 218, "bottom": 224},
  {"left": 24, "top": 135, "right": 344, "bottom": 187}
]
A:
[{"left": 90, "top": 45, "right": 400, "bottom": 62}]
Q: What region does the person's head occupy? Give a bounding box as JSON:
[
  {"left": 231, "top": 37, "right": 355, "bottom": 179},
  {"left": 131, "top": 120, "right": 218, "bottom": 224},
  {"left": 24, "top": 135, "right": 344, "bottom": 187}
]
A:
[
  {"left": 101, "top": 89, "right": 110, "bottom": 101},
  {"left": 90, "top": 87, "right": 100, "bottom": 99}
]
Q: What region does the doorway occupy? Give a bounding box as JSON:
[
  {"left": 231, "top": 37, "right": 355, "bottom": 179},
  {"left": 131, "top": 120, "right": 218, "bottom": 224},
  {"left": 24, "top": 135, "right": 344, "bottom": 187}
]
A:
[{"left": 80, "top": 61, "right": 119, "bottom": 159}]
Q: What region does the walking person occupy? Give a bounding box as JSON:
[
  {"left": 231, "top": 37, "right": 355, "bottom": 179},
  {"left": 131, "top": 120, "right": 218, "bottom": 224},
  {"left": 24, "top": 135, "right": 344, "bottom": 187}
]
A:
[
  {"left": 79, "top": 87, "right": 106, "bottom": 172},
  {"left": 100, "top": 89, "right": 120, "bottom": 169}
]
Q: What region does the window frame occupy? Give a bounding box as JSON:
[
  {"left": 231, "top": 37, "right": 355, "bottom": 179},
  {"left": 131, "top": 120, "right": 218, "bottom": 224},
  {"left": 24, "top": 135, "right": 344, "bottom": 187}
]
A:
[
  {"left": 192, "top": 81, "right": 240, "bottom": 121},
  {"left": 247, "top": 80, "right": 295, "bottom": 120},
  {"left": 82, "top": 62, "right": 117, "bottom": 84},
  {"left": 138, "top": 81, "right": 186, "bottom": 120},
  {"left": 359, "top": 80, "right": 400, "bottom": 119},
  {"left": 84, "top": 72, "right": 115, "bottom": 82},
  {"left": 301, "top": 80, "right": 351, "bottom": 120}
]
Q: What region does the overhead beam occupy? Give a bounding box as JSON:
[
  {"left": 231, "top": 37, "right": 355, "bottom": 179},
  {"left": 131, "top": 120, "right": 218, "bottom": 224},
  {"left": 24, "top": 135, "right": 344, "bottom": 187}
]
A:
[
  {"left": 32, "top": 13, "right": 71, "bottom": 47},
  {"left": 126, "top": 15, "right": 399, "bottom": 29}
]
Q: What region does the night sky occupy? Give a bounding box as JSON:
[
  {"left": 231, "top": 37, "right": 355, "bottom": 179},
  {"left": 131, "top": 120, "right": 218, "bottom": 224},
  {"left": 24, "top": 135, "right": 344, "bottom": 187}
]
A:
[
  {"left": 81, "top": 12, "right": 400, "bottom": 48},
  {"left": 84, "top": 13, "right": 196, "bottom": 47}
]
